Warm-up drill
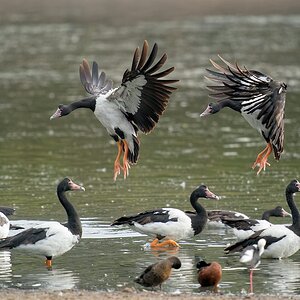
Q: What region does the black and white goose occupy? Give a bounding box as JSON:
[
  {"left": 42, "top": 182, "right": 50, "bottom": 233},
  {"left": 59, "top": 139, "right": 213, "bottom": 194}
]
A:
[
  {"left": 221, "top": 206, "right": 291, "bottom": 240},
  {"left": 50, "top": 40, "right": 178, "bottom": 181},
  {"left": 0, "top": 207, "right": 24, "bottom": 237},
  {"left": 0, "top": 209, "right": 11, "bottom": 239},
  {"left": 240, "top": 238, "right": 266, "bottom": 293},
  {"left": 111, "top": 185, "right": 220, "bottom": 248},
  {"left": 225, "top": 180, "right": 300, "bottom": 259},
  {"left": 200, "top": 56, "right": 287, "bottom": 175},
  {"left": 0, "top": 178, "right": 85, "bottom": 268}
]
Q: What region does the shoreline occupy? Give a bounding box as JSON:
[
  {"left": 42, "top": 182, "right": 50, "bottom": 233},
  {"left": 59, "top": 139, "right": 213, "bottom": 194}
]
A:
[{"left": 2, "top": 289, "right": 300, "bottom": 300}]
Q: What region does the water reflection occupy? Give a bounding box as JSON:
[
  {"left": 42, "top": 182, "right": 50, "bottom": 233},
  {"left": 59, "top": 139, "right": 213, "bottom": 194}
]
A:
[
  {"left": 15, "top": 268, "right": 79, "bottom": 290},
  {"left": 0, "top": 251, "right": 12, "bottom": 286}
]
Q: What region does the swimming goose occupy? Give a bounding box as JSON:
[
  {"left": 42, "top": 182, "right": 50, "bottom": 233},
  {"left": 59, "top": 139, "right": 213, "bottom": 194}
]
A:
[
  {"left": 0, "top": 178, "right": 85, "bottom": 268},
  {"left": 134, "top": 256, "right": 181, "bottom": 289},
  {"left": 200, "top": 56, "right": 287, "bottom": 175},
  {"left": 221, "top": 206, "right": 291, "bottom": 240},
  {"left": 225, "top": 180, "right": 300, "bottom": 259},
  {"left": 240, "top": 238, "right": 266, "bottom": 293},
  {"left": 50, "top": 40, "right": 178, "bottom": 181},
  {"left": 111, "top": 185, "right": 220, "bottom": 248}
]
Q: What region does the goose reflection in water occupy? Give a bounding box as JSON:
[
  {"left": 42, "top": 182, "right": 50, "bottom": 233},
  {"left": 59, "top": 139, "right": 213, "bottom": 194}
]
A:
[
  {"left": 0, "top": 251, "right": 12, "bottom": 284},
  {"left": 19, "top": 268, "right": 79, "bottom": 290}
]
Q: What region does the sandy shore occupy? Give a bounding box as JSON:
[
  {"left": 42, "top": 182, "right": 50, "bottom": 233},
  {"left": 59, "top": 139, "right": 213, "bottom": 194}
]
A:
[{"left": 2, "top": 289, "right": 300, "bottom": 300}]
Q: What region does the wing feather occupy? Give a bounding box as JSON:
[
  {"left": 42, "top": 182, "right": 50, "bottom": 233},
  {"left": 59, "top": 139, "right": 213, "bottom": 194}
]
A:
[
  {"left": 110, "top": 40, "right": 178, "bottom": 134},
  {"left": 206, "top": 56, "right": 287, "bottom": 159},
  {"left": 79, "top": 59, "right": 113, "bottom": 96}
]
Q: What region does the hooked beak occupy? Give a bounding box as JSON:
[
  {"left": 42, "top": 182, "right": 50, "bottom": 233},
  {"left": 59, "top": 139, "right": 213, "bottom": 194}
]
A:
[
  {"left": 200, "top": 105, "right": 212, "bottom": 117},
  {"left": 69, "top": 180, "right": 85, "bottom": 192},
  {"left": 50, "top": 108, "right": 62, "bottom": 120},
  {"left": 205, "top": 188, "right": 220, "bottom": 200},
  {"left": 281, "top": 208, "right": 292, "bottom": 218}
]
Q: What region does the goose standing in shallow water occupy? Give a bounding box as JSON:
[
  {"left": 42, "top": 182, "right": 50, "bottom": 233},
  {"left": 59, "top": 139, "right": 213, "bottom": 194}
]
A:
[
  {"left": 200, "top": 56, "right": 287, "bottom": 175},
  {"left": 240, "top": 238, "right": 266, "bottom": 293},
  {"left": 221, "top": 206, "right": 291, "bottom": 240},
  {"left": 134, "top": 256, "right": 181, "bottom": 289},
  {"left": 112, "top": 185, "right": 220, "bottom": 248},
  {"left": 50, "top": 40, "right": 178, "bottom": 181},
  {"left": 225, "top": 180, "right": 300, "bottom": 259},
  {"left": 0, "top": 178, "right": 85, "bottom": 268}
]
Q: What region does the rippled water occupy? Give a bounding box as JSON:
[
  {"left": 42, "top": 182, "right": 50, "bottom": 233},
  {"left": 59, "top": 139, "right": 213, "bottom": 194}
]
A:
[{"left": 0, "top": 14, "right": 300, "bottom": 295}]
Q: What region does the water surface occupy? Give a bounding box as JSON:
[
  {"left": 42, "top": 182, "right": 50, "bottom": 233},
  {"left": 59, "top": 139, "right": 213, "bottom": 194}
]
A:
[{"left": 0, "top": 14, "right": 300, "bottom": 295}]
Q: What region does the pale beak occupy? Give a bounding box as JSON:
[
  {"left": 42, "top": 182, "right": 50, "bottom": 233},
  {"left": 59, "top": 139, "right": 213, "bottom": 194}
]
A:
[{"left": 50, "top": 108, "right": 62, "bottom": 120}]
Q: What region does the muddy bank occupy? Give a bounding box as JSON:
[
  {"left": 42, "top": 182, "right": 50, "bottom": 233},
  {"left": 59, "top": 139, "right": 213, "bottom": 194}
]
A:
[{"left": 2, "top": 290, "right": 300, "bottom": 300}]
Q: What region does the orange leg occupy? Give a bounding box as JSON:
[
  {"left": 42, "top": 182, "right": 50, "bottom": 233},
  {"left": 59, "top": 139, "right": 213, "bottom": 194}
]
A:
[
  {"left": 252, "top": 143, "right": 272, "bottom": 175},
  {"left": 45, "top": 258, "right": 52, "bottom": 269},
  {"left": 113, "top": 141, "right": 124, "bottom": 181},
  {"left": 122, "top": 140, "right": 130, "bottom": 179},
  {"left": 149, "top": 238, "right": 180, "bottom": 248}
]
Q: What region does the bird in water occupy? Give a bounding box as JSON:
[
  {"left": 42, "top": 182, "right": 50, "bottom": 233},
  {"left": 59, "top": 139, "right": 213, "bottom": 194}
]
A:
[
  {"left": 224, "top": 180, "right": 300, "bottom": 259},
  {"left": 197, "top": 260, "right": 222, "bottom": 292},
  {"left": 0, "top": 178, "right": 85, "bottom": 268},
  {"left": 220, "top": 205, "right": 291, "bottom": 240},
  {"left": 200, "top": 56, "right": 287, "bottom": 175},
  {"left": 239, "top": 238, "right": 266, "bottom": 294},
  {"left": 50, "top": 40, "right": 178, "bottom": 181},
  {"left": 134, "top": 256, "right": 181, "bottom": 289},
  {"left": 111, "top": 185, "right": 220, "bottom": 248}
]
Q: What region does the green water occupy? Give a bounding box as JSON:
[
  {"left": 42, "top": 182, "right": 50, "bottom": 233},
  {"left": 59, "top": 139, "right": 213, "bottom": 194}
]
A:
[{"left": 0, "top": 15, "right": 300, "bottom": 294}]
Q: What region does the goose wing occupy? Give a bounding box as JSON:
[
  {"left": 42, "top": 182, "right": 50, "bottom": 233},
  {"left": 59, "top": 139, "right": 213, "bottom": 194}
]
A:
[
  {"left": 79, "top": 59, "right": 113, "bottom": 96},
  {"left": 109, "top": 40, "right": 178, "bottom": 133},
  {"left": 0, "top": 227, "right": 47, "bottom": 249},
  {"left": 207, "top": 56, "right": 287, "bottom": 159}
]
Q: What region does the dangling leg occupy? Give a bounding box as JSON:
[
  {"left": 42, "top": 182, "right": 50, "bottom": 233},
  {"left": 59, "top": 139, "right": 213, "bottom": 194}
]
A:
[
  {"left": 122, "top": 140, "right": 130, "bottom": 179},
  {"left": 252, "top": 143, "right": 272, "bottom": 175},
  {"left": 114, "top": 141, "right": 124, "bottom": 181}
]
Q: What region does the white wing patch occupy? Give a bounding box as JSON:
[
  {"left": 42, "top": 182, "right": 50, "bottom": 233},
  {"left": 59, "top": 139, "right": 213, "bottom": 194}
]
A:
[{"left": 114, "top": 75, "right": 147, "bottom": 115}]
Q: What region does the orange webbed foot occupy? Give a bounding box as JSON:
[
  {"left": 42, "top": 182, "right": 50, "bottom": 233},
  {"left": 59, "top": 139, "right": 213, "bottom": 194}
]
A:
[
  {"left": 150, "top": 239, "right": 180, "bottom": 248},
  {"left": 252, "top": 143, "right": 272, "bottom": 175}
]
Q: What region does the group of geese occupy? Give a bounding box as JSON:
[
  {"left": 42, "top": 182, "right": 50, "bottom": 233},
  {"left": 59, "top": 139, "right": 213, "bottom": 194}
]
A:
[{"left": 1, "top": 40, "right": 299, "bottom": 293}]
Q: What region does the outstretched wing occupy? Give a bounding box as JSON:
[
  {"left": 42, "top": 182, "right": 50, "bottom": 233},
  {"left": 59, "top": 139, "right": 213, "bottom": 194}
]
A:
[
  {"left": 79, "top": 59, "right": 113, "bottom": 95},
  {"left": 110, "top": 40, "right": 179, "bottom": 133},
  {"left": 206, "top": 56, "right": 287, "bottom": 159}
]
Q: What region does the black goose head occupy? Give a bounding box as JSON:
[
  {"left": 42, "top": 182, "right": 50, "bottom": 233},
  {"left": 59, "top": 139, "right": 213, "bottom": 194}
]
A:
[
  {"left": 200, "top": 102, "right": 221, "bottom": 117},
  {"left": 50, "top": 104, "right": 71, "bottom": 119},
  {"left": 57, "top": 177, "right": 85, "bottom": 193},
  {"left": 286, "top": 179, "right": 300, "bottom": 195},
  {"left": 194, "top": 185, "right": 220, "bottom": 200},
  {"left": 272, "top": 206, "right": 292, "bottom": 218}
]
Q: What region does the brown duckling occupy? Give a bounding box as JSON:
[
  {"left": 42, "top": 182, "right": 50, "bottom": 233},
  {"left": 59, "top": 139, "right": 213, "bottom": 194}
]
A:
[
  {"left": 197, "top": 260, "right": 222, "bottom": 290},
  {"left": 134, "top": 256, "right": 181, "bottom": 289}
]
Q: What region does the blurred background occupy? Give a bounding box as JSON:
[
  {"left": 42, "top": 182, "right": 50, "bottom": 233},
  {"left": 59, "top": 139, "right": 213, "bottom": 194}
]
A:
[{"left": 0, "top": 0, "right": 300, "bottom": 295}]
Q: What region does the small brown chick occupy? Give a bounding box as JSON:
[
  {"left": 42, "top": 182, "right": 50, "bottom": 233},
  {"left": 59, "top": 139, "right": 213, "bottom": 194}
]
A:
[
  {"left": 134, "top": 256, "right": 181, "bottom": 289},
  {"left": 197, "top": 260, "right": 222, "bottom": 291}
]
